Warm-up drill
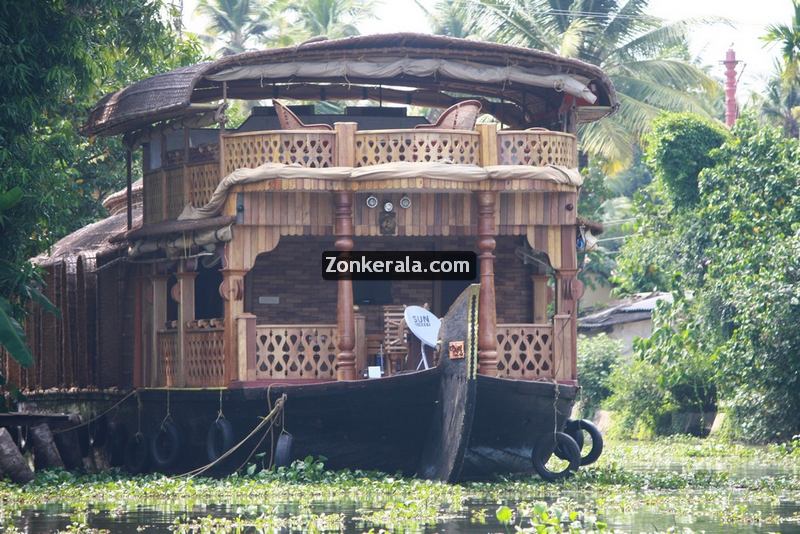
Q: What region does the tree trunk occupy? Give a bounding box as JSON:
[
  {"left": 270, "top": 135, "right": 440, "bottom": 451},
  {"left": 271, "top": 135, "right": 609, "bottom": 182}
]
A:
[
  {"left": 30, "top": 423, "right": 64, "bottom": 470},
  {"left": 0, "top": 428, "right": 34, "bottom": 483}
]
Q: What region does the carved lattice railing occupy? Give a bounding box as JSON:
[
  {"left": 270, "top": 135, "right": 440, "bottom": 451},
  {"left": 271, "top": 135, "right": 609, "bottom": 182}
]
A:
[
  {"left": 496, "top": 323, "right": 554, "bottom": 379},
  {"left": 185, "top": 321, "right": 225, "bottom": 387},
  {"left": 156, "top": 329, "right": 178, "bottom": 387},
  {"left": 354, "top": 129, "right": 481, "bottom": 166},
  {"left": 187, "top": 162, "right": 221, "bottom": 208},
  {"left": 496, "top": 130, "right": 578, "bottom": 167},
  {"left": 254, "top": 324, "right": 338, "bottom": 380},
  {"left": 222, "top": 131, "right": 336, "bottom": 175}
]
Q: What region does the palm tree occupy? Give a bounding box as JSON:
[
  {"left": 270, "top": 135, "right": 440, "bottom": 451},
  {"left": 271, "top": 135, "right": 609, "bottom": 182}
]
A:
[
  {"left": 763, "top": 0, "right": 800, "bottom": 82},
  {"left": 196, "top": 0, "right": 276, "bottom": 56},
  {"left": 759, "top": 65, "right": 800, "bottom": 138},
  {"left": 286, "top": 0, "right": 374, "bottom": 40},
  {"left": 460, "top": 0, "right": 721, "bottom": 166},
  {"left": 414, "top": 0, "right": 479, "bottom": 39}
]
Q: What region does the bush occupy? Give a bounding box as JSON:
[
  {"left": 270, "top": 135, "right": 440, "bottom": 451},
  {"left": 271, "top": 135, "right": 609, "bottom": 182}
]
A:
[
  {"left": 577, "top": 334, "right": 622, "bottom": 418},
  {"left": 644, "top": 113, "right": 728, "bottom": 206}
]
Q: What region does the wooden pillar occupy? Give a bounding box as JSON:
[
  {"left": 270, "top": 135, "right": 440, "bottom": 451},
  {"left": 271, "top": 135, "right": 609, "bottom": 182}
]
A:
[
  {"left": 132, "top": 273, "right": 144, "bottom": 388},
  {"left": 477, "top": 122, "right": 498, "bottom": 166},
  {"left": 221, "top": 269, "right": 246, "bottom": 384},
  {"left": 476, "top": 191, "right": 498, "bottom": 376},
  {"left": 151, "top": 273, "right": 169, "bottom": 387},
  {"left": 334, "top": 191, "right": 356, "bottom": 381},
  {"left": 218, "top": 81, "right": 228, "bottom": 179},
  {"left": 125, "top": 148, "right": 133, "bottom": 230},
  {"left": 160, "top": 131, "right": 168, "bottom": 221},
  {"left": 554, "top": 269, "right": 580, "bottom": 381},
  {"left": 334, "top": 122, "right": 358, "bottom": 166},
  {"left": 176, "top": 263, "right": 197, "bottom": 388},
  {"left": 237, "top": 312, "right": 257, "bottom": 381},
  {"left": 532, "top": 273, "right": 549, "bottom": 324}
]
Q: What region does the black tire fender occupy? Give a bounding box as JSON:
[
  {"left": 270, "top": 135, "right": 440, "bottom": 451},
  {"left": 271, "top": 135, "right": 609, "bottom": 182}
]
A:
[
  {"left": 532, "top": 431, "right": 581, "bottom": 482},
  {"left": 564, "top": 419, "right": 604, "bottom": 466},
  {"left": 150, "top": 420, "right": 182, "bottom": 469},
  {"left": 107, "top": 420, "right": 129, "bottom": 467},
  {"left": 274, "top": 433, "right": 293, "bottom": 468},
  {"left": 124, "top": 432, "right": 149, "bottom": 474},
  {"left": 206, "top": 418, "right": 235, "bottom": 463}
]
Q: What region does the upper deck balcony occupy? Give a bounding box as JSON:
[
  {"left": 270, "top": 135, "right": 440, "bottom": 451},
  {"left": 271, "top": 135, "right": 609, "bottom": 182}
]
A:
[{"left": 140, "top": 106, "right": 579, "bottom": 225}]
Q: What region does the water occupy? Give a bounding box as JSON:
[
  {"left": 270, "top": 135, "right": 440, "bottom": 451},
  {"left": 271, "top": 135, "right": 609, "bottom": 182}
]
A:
[{"left": 4, "top": 458, "right": 800, "bottom": 532}]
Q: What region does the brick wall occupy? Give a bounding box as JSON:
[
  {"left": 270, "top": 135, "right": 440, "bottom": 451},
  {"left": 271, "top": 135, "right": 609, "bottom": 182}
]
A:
[{"left": 244, "top": 235, "right": 534, "bottom": 332}]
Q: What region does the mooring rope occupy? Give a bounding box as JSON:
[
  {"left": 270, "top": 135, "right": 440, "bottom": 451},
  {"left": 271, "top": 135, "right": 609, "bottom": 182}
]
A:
[
  {"left": 51, "top": 389, "right": 138, "bottom": 435},
  {"left": 180, "top": 393, "right": 287, "bottom": 479}
]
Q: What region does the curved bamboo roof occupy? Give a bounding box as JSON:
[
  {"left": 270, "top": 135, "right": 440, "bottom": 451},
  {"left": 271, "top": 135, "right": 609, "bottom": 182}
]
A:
[{"left": 84, "top": 33, "right": 617, "bottom": 136}]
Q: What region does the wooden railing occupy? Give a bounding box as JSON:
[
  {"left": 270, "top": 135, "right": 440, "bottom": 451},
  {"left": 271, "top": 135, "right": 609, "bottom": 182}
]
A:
[
  {"left": 155, "top": 321, "right": 226, "bottom": 387},
  {"left": 185, "top": 323, "right": 225, "bottom": 387},
  {"left": 222, "top": 130, "right": 337, "bottom": 175},
  {"left": 354, "top": 129, "right": 481, "bottom": 166},
  {"left": 496, "top": 323, "right": 555, "bottom": 379},
  {"left": 496, "top": 130, "right": 578, "bottom": 168},
  {"left": 156, "top": 329, "right": 178, "bottom": 386},
  {"left": 254, "top": 324, "right": 338, "bottom": 380},
  {"left": 141, "top": 125, "right": 577, "bottom": 225}
]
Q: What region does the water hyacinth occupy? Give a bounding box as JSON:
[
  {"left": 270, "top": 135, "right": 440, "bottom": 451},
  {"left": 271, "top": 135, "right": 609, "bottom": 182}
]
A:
[{"left": 0, "top": 438, "right": 798, "bottom": 532}]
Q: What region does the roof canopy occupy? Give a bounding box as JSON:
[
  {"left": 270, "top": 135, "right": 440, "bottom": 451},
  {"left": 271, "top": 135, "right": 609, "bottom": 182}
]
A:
[{"left": 84, "top": 33, "right": 617, "bottom": 137}]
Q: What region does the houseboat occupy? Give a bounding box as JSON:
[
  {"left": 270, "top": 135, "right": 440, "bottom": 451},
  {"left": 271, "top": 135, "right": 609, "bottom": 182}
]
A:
[{"left": 11, "top": 34, "right": 617, "bottom": 481}]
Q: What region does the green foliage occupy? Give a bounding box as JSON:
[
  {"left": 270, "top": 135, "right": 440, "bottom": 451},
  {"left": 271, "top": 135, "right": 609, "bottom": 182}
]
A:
[
  {"left": 460, "top": 0, "right": 721, "bottom": 166},
  {"left": 0, "top": 1, "right": 202, "bottom": 377},
  {"left": 644, "top": 112, "right": 728, "bottom": 206},
  {"left": 613, "top": 113, "right": 800, "bottom": 441},
  {"left": 577, "top": 334, "right": 622, "bottom": 418}
]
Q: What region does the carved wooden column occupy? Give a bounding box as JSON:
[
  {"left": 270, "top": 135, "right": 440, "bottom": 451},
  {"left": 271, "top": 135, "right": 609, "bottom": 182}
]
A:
[
  {"left": 175, "top": 262, "right": 197, "bottom": 388},
  {"left": 150, "top": 272, "right": 169, "bottom": 387},
  {"left": 220, "top": 268, "right": 246, "bottom": 384},
  {"left": 334, "top": 191, "right": 356, "bottom": 380},
  {"left": 476, "top": 191, "right": 498, "bottom": 376}
]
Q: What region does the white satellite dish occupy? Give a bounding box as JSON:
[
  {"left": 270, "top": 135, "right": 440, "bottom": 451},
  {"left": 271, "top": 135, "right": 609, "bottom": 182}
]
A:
[{"left": 404, "top": 306, "right": 441, "bottom": 370}]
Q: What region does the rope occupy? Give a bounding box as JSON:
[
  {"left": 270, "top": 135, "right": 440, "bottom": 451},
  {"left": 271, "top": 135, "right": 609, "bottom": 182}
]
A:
[
  {"left": 52, "top": 389, "right": 138, "bottom": 435},
  {"left": 180, "top": 394, "right": 287, "bottom": 479},
  {"left": 236, "top": 385, "right": 278, "bottom": 473},
  {"left": 159, "top": 388, "right": 172, "bottom": 430},
  {"left": 215, "top": 388, "right": 225, "bottom": 422}
]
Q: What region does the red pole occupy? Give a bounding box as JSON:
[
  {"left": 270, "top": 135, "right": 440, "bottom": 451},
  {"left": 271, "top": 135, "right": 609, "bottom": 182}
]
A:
[{"left": 723, "top": 48, "right": 739, "bottom": 127}]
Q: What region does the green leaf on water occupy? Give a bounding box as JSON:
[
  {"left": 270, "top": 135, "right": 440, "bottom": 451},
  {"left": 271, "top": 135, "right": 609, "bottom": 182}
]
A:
[{"left": 495, "top": 505, "right": 512, "bottom": 524}]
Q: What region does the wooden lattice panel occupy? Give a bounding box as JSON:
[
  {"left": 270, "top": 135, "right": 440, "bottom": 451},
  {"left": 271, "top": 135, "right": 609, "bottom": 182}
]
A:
[
  {"left": 143, "top": 171, "right": 164, "bottom": 224},
  {"left": 156, "top": 330, "right": 178, "bottom": 387},
  {"left": 165, "top": 167, "right": 185, "bottom": 219},
  {"left": 255, "top": 325, "right": 337, "bottom": 380},
  {"left": 188, "top": 162, "right": 221, "bottom": 207},
  {"left": 497, "top": 131, "right": 578, "bottom": 168},
  {"left": 185, "top": 327, "right": 225, "bottom": 387},
  {"left": 355, "top": 130, "right": 480, "bottom": 166},
  {"left": 496, "top": 324, "right": 554, "bottom": 379},
  {"left": 222, "top": 131, "right": 336, "bottom": 175}
]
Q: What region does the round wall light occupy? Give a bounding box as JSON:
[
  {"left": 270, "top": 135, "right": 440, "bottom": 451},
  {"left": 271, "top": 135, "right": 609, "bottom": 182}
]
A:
[
  {"left": 399, "top": 195, "right": 412, "bottom": 209},
  {"left": 383, "top": 200, "right": 394, "bottom": 212},
  {"left": 366, "top": 195, "right": 379, "bottom": 208}
]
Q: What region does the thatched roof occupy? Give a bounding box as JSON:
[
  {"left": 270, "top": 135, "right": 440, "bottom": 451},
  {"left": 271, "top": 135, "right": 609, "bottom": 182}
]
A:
[
  {"left": 33, "top": 181, "right": 143, "bottom": 267},
  {"left": 84, "top": 33, "right": 617, "bottom": 136}
]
